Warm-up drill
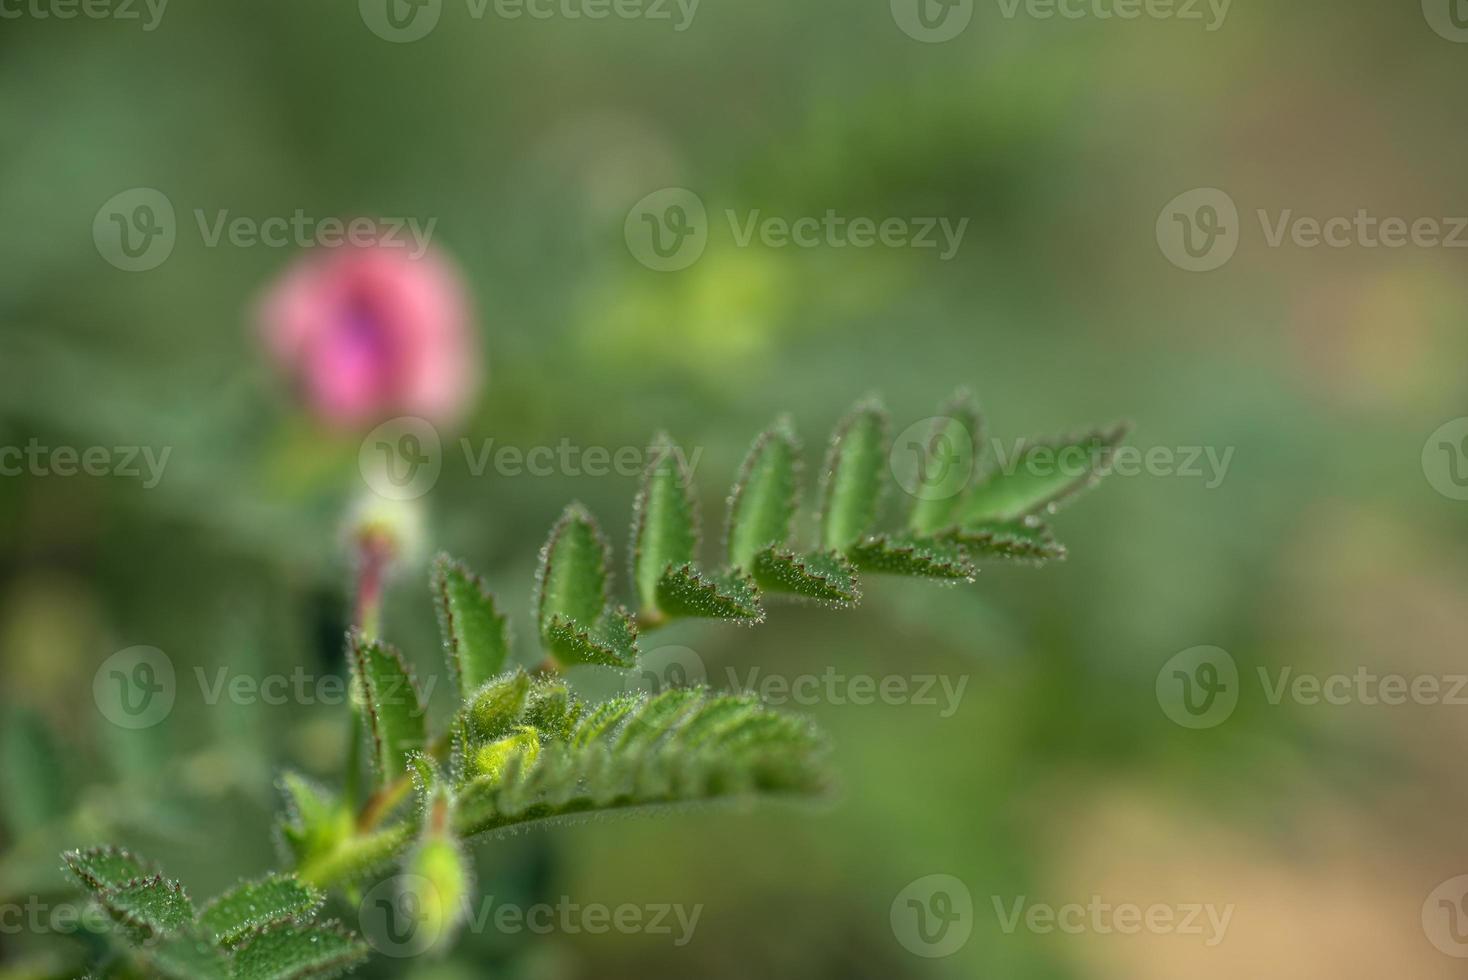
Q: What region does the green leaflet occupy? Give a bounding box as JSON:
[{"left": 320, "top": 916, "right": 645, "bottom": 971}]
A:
[
  {"left": 294, "top": 823, "right": 414, "bottom": 892},
  {"left": 568, "top": 696, "right": 642, "bottom": 748},
  {"left": 98, "top": 874, "right": 193, "bottom": 940},
  {"left": 536, "top": 504, "right": 611, "bottom": 635},
  {"left": 631, "top": 433, "right": 699, "bottom": 613},
  {"left": 197, "top": 874, "right": 322, "bottom": 947},
  {"left": 149, "top": 932, "right": 232, "bottom": 980},
  {"left": 276, "top": 774, "right": 347, "bottom": 869},
  {"left": 952, "top": 519, "right": 1068, "bottom": 563},
  {"left": 232, "top": 921, "right": 369, "bottom": 980},
  {"left": 615, "top": 688, "right": 703, "bottom": 748},
  {"left": 349, "top": 634, "right": 428, "bottom": 784},
  {"left": 850, "top": 534, "right": 976, "bottom": 581},
  {"left": 63, "top": 845, "right": 154, "bottom": 892},
  {"left": 655, "top": 564, "right": 763, "bottom": 623},
  {"left": 959, "top": 424, "right": 1128, "bottom": 523},
  {"left": 453, "top": 690, "right": 829, "bottom": 838},
  {"left": 906, "top": 392, "right": 985, "bottom": 535},
  {"left": 752, "top": 547, "right": 860, "bottom": 605},
  {"left": 433, "top": 555, "right": 511, "bottom": 698},
  {"left": 726, "top": 418, "right": 801, "bottom": 570},
  {"left": 467, "top": 670, "right": 532, "bottom": 741},
  {"left": 543, "top": 608, "right": 640, "bottom": 669},
  {"left": 523, "top": 679, "right": 583, "bottom": 740},
  {"left": 820, "top": 400, "right": 890, "bottom": 551}
]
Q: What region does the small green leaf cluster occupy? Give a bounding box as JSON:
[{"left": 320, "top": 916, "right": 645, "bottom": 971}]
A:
[
  {"left": 61, "top": 846, "right": 360, "bottom": 979},
  {"left": 64, "top": 392, "right": 1124, "bottom": 973}
]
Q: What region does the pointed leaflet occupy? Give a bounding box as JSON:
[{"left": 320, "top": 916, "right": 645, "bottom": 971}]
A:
[
  {"left": 63, "top": 845, "right": 154, "bottom": 893},
  {"left": 467, "top": 670, "right": 531, "bottom": 741},
  {"left": 819, "top": 400, "right": 890, "bottom": 551},
  {"left": 751, "top": 547, "right": 860, "bottom": 605},
  {"left": 906, "top": 391, "right": 985, "bottom": 535},
  {"left": 959, "top": 423, "right": 1128, "bottom": 523},
  {"left": 655, "top": 564, "right": 763, "bottom": 623},
  {"left": 433, "top": 555, "right": 511, "bottom": 699},
  {"left": 349, "top": 633, "right": 428, "bottom": 784},
  {"left": 726, "top": 418, "right": 801, "bottom": 570},
  {"left": 232, "top": 921, "right": 369, "bottom": 980},
  {"left": 850, "top": 534, "right": 976, "bottom": 581},
  {"left": 276, "top": 774, "right": 347, "bottom": 869},
  {"left": 952, "top": 519, "right": 1067, "bottom": 563},
  {"left": 631, "top": 433, "right": 699, "bottom": 613},
  {"left": 197, "top": 874, "right": 323, "bottom": 947},
  {"left": 149, "top": 932, "right": 232, "bottom": 980},
  {"left": 98, "top": 874, "right": 193, "bottom": 940},
  {"left": 543, "top": 607, "right": 639, "bottom": 668},
  {"left": 536, "top": 504, "right": 637, "bottom": 667}
]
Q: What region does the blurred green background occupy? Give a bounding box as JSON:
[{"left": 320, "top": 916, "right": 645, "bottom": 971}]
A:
[{"left": 3, "top": 1, "right": 1468, "bottom": 977}]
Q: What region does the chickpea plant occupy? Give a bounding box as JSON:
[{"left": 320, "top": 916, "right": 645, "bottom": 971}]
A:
[{"left": 64, "top": 393, "right": 1124, "bottom": 977}]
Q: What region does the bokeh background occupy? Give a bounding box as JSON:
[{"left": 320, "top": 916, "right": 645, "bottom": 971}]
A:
[{"left": 3, "top": 1, "right": 1468, "bottom": 977}]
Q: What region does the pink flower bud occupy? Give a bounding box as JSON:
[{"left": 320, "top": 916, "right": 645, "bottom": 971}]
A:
[{"left": 259, "top": 240, "right": 479, "bottom": 428}]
